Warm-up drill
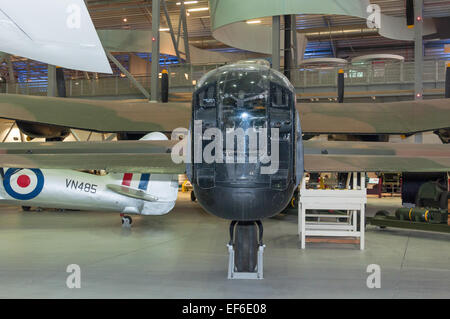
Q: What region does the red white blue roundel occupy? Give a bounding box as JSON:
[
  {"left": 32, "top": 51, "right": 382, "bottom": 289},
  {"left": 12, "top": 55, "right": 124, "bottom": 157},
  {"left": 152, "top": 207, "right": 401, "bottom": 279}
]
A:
[{"left": 3, "top": 168, "right": 44, "bottom": 200}]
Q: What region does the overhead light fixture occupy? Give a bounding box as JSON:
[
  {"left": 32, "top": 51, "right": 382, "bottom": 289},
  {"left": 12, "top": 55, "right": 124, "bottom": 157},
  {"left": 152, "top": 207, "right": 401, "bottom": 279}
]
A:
[
  {"left": 187, "top": 7, "right": 209, "bottom": 12},
  {"left": 122, "top": 18, "right": 127, "bottom": 22},
  {"left": 246, "top": 20, "right": 261, "bottom": 24},
  {"left": 176, "top": 1, "right": 198, "bottom": 5},
  {"left": 159, "top": 28, "right": 170, "bottom": 31}
]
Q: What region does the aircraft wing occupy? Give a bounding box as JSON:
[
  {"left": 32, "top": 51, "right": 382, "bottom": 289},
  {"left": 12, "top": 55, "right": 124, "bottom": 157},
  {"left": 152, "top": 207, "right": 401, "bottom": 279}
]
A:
[
  {"left": 0, "top": 94, "right": 190, "bottom": 133},
  {"left": 298, "top": 99, "right": 450, "bottom": 135},
  {"left": 0, "top": 0, "right": 111, "bottom": 73},
  {"left": 0, "top": 139, "right": 447, "bottom": 174},
  {"left": 0, "top": 94, "right": 449, "bottom": 135},
  {"left": 303, "top": 141, "right": 450, "bottom": 173},
  {"left": 0, "top": 140, "right": 184, "bottom": 174}
]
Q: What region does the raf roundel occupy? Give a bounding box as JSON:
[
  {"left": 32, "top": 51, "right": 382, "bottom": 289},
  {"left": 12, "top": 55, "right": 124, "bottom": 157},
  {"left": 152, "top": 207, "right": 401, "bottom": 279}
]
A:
[{"left": 3, "top": 168, "right": 44, "bottom": 200}]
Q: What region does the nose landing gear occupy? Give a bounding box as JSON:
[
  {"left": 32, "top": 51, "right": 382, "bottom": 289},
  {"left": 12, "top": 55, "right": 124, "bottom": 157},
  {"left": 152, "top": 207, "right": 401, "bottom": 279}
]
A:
[{"left": 227, "top": 220, "right": 265, "bottom": 279}]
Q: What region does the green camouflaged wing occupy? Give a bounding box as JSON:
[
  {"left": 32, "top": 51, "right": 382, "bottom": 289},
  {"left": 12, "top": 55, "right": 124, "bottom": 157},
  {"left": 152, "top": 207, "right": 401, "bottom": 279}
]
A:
[
  {"left": 0, "top": 94, "right": 191, "bottom": 133},
  {"left": 304, "top": 141, "right": 450, "bottom": 172},
  {"left": 0, "top": 139, "right": 447, "bottom": 174},
  {"left": 0, "top": 140, "right": 184, "bottom": 174},
  {"left": 298, "top": 99, "right": 450, "bottom": 134},
  {"left": 0, "top": 94, "right": 449, "bottom": 135}
]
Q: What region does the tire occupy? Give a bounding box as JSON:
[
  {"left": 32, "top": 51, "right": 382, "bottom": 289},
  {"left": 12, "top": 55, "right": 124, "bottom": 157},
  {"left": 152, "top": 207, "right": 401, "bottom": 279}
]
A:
[
  {"left": 121, "top": 216, "right": 132, "bottom": 225},
  {"left": 234, "top": 222, "right": 259, "bottom": 272},
  {"left": 21, "top": 206, "right": 31, "bottom": 212},
  {"left": 190, "top": 191, "right": 196, "bottom": 202},
  {"left": 439, "top": 191, "right": 448, "bottom": 210}
]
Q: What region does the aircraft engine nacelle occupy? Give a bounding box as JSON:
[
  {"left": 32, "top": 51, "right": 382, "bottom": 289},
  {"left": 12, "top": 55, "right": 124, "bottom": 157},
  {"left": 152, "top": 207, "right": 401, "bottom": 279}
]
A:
[
  {"left": 189, "top": 62, "right": 303, "bottom": 221},
  {"left": 116, "top": 132, "right": 146, "bottom": 140},
  {"left": 16, "top": 120, "right": 70, "bottom": 140}
]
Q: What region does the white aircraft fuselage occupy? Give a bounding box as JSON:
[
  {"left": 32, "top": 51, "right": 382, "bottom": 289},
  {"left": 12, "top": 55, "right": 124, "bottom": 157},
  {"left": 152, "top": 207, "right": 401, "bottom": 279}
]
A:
[
  {"left": 0, "top": 168, "right": 178, "bottom": 215},
  {"left": 0, "top": 132, "right": 179, "bottom": 215}
]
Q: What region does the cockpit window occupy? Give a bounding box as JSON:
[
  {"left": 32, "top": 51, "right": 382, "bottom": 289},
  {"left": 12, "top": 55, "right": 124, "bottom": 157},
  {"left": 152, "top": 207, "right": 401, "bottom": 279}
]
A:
[
  {"left": 196, "top": 84, "right": 216, "bottom": 108},
  {"left": 217, "top": 68, "right": 269, "bottom": 130},
  {"left": 270, "top": 83, "right": 290, "bottom": 108},
  {"left": 194, "top": 62, "right": 295, "bottom": 130}
]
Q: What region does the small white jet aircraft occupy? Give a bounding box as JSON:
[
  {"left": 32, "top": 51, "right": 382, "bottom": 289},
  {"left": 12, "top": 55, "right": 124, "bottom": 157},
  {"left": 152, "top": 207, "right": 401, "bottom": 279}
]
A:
[{"left": 0, "top": 132, "right": 178, "bottom": 226}]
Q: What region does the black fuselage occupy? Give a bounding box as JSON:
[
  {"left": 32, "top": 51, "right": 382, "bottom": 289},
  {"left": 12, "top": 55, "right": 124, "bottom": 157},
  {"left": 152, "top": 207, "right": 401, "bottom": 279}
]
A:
[{"left": 189, "top": 63, "right": 302, "bottom": 220}]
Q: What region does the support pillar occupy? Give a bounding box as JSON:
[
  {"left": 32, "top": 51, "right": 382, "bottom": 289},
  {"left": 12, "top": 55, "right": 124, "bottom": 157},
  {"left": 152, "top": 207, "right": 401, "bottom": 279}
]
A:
[
  {"left": 162, "top": 0, "right": 181, "bottom": 61},
  {"left": 180, "top": 1, "right": 190, "bottom": 64},
  {"left": 272, "top": 16, "right": 280, "bottom": 71},
  {"left": 291, "top": 15, "right": 298, "bottom": 68},
  {"left": 56, "top": 67, "right": 66, "bottom": 97},
  {"left": 47, "top": 65, "right": 57, "bottom": 97},
  {"left": 283, "top": 15, "right": 292, "bottom": 80},
  {"left": 6, "top": 55, "right": 15, "bottom": 84},
  {"left": 150, "top": 0, "right": 161, "bottom": 102},
  {"left": 445, "top": 63, "right": 450, "bottom": 98},
  {"left": 414, "top": 0, "right": 423, "bottom": 100},
  {"left": 414, "top": 0, "right": 424, "bottom": 144}
]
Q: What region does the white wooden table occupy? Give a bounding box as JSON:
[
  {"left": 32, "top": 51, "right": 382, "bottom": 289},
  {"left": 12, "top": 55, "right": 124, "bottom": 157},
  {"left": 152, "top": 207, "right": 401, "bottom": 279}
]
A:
[{"left": 298, "top": 172, "right": 367, "bottom": 250}]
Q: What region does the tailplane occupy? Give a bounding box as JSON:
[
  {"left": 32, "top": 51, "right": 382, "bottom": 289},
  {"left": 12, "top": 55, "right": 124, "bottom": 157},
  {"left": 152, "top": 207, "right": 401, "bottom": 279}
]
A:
[{"left": 111, "top": 132, "right": 178, "bottom": 215}]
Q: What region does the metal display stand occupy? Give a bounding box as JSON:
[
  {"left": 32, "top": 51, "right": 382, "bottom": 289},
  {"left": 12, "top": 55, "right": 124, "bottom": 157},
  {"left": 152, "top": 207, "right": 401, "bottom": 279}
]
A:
[
  {"left": 298, "top": 172, "right": 367, "bottom": 250},
  {"left": 227, "top": 244, "right": 265, "bottom": 279}
]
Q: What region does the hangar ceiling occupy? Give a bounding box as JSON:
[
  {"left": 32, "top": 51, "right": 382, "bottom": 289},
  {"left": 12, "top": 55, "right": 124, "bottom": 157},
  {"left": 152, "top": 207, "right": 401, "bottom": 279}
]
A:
[
  {"left": 85, "top": 0, "right": 450, "bottom": 59},
  {"left": 1, "top": 0, "right": 449, "bottom": 84}
]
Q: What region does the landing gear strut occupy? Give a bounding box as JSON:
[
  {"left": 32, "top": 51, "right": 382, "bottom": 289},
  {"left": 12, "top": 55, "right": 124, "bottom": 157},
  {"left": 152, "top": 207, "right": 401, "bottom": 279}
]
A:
[
  {"left": 227, "top": 220, "right": 265, "bottom": 279},
  {"left": 120, "top": 214, "right": 132, "bottom": 227}
]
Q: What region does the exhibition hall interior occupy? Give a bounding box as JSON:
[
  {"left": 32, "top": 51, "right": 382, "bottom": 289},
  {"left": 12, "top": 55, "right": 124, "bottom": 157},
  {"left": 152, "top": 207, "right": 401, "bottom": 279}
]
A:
[{"left": 0, "top": 0, "right": 449, "bottom": 300}]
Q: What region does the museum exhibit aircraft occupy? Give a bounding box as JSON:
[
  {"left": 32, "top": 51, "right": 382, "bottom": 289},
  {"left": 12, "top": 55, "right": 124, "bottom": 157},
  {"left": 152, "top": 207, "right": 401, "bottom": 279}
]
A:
[
  {"left": 0, "top": 132, "right": 178, "bottom": 226},
  {"left": 0, "top": 0, "right": 449, "bottom": 275},
  {"left": 0, "top": 63, "right": 449, "bottom": 273}
]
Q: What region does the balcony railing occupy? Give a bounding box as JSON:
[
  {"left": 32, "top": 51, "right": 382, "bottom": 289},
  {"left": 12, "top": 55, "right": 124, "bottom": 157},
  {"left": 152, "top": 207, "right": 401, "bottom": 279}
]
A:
[
  {"left": 290, "top": 60, "right": 447, "bottom": 88},
  {"left": 0, "top": 60, "right": 446, "bottom": 97}
]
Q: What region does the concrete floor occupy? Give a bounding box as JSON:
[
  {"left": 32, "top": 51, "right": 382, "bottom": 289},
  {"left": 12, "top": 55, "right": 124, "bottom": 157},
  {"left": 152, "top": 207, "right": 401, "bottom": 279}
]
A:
[{"left": 0, "top": 193, "right": 449, "bottom": 299}]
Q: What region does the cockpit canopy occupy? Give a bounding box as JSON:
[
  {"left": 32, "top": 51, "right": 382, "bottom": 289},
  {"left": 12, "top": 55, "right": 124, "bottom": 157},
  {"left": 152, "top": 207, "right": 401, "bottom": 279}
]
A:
[
  {"left": 196, "top": 61, "right": 294, "bottom": 99},
  {"left": 194, "top": 62, "right": 295, "bottom": 130}
]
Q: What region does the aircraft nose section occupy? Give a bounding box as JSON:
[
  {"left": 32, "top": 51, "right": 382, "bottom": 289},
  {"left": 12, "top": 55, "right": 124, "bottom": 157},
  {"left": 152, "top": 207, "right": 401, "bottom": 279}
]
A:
[{"left": 193, "top": 184, "right": 294, "bottom": 220}]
